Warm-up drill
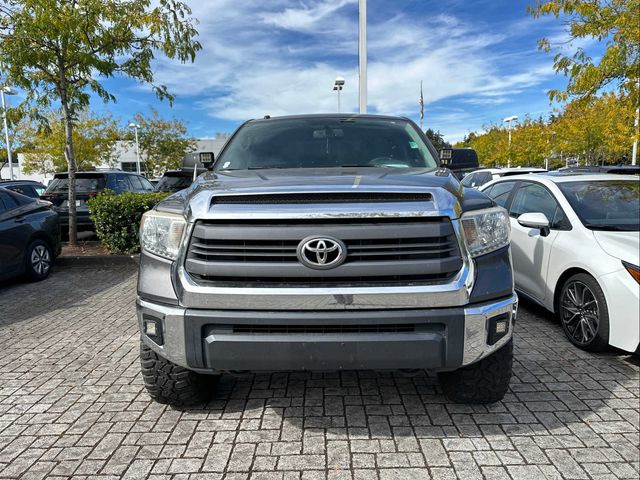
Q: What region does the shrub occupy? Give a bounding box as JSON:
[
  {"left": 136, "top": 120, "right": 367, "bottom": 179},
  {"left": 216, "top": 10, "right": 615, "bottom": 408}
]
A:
[{"left": 88, "top": 191, "right": 168, "bottom": 254}]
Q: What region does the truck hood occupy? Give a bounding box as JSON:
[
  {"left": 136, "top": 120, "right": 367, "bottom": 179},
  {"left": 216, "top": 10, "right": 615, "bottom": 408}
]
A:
[
  {"left": 157, "top": 167, "right": 493, "bottom": 220},
  {"left": 593, "top": 230, "right": 640, "bottom": 266}
]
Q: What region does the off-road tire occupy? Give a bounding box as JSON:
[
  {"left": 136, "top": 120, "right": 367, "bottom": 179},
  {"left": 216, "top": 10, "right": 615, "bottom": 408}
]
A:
[
  {"left": 140, "top": 342, "right": 219, "bottom": 406},
  {"left": 439, "top": 339, "right": 513, "bottom": 404}
]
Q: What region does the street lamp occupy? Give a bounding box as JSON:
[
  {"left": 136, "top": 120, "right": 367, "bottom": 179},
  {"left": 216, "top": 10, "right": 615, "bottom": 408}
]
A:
[
  {"left": 333, "top": 77, "right": 345, "bottom": 113},
  {"left": 503, "top": 115, "right": 518, "bottom": 168},
  {"left": 1, "top": 86, "right": 17, "bottom": 180},
  {"left": 128, "top": 122, "right": 141, "bottom": 175}
]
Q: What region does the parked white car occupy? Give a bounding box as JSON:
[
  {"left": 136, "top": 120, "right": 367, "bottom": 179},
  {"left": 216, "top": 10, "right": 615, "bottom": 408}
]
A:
[
  {"left": 462, "top": 167, "right": 547, "bottom": 189},
  {"left": 479, "top": 173, "right": 639, "bottom": 353}
]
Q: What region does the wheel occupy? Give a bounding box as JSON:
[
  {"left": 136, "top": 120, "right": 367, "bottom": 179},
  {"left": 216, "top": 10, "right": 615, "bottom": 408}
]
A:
[
  {"left": 140, "top": 342, "right": 219, "bottom": 406},
  {"left": 25, "top": 239, "right": 53, "bottom": 281},
  {"left": 558, "top": 273, "right": 609, "bottom": 352},
  {"left": 439, "top": 339, "right": 513, "bottom": 404}
]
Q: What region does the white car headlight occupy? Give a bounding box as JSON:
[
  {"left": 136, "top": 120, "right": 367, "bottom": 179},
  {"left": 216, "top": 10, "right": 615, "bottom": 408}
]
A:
[
  {"left": 460, "top": 207, "right": 510, "bottom": 258},
  {"left": 140, "top": 210, "right": 187, "bottom": 260}
]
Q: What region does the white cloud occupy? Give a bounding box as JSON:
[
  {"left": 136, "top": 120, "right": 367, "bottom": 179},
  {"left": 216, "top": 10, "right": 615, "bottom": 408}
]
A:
[
  {"left": 146, "top": 0, "right": 557, "bottom": 140},
  {"left": 260, "top": 0, "right": 356, "bottom": 31}
]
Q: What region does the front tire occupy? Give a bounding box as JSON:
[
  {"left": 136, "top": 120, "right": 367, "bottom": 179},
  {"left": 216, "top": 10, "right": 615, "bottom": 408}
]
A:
[
  {"left": 439, "top": 339, "right": 513, "bottom": 404},
  {"left": 558, "top": 273, "right": 609, "bottom": 352},
  {"left": 140, "top": 342, "right": 219, "bottom": 406},
  {"left": 25, "top": 239, "right": 53, "bottom": 281}
]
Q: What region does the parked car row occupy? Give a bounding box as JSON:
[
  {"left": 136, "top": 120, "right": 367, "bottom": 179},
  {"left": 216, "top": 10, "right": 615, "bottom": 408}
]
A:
[{"left": 40, "top": 170, "right": 155, "bottom": 237}]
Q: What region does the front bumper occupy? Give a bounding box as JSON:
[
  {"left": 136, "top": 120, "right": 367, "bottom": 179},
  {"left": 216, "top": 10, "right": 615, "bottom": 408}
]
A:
[{"left": 137, "top": 293, "right": 518, "bottom": 373}]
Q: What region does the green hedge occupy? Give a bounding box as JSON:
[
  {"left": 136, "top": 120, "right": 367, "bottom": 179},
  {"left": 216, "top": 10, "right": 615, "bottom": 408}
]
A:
[{"left": 88, "top": 191, "right": 168, "bottom": 254}]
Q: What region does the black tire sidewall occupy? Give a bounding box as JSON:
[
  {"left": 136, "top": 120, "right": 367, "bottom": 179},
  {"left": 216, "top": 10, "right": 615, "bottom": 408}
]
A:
[
  {"left": 25, "top": 240, "right": 53, "bottom": 281},
  {"left": 559, "top": 273, "right": 609, "bottom": 352}
]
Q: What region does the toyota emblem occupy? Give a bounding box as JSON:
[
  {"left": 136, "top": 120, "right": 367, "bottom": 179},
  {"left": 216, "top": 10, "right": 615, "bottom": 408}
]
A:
[{"left": 297, "top": 236, "right": 347, "bottom": 270}]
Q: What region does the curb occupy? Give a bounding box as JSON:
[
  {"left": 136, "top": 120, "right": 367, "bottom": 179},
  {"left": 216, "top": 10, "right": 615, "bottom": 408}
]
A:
[{"left": 55, "top": 254, "right": 139, "bottom": 267}]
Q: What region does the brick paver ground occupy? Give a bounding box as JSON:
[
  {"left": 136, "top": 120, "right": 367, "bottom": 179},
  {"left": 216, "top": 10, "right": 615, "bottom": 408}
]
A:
[{"left": 0, "top": 263, "right": 638, "bottom": 480}]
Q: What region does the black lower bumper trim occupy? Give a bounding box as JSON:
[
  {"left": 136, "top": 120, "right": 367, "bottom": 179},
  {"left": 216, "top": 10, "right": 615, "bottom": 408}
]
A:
[{"left": 184, "top": 308, "right": 465, "bottom": 371}]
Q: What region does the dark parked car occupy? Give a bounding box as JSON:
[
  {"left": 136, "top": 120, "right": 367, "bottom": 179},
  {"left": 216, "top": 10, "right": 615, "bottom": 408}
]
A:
[
  {"left": 0, "top": 180, "right": 47, "bottom": 198},
  {"left": 154, "top": 170, "right": 194, "bottom": 193},
  {"left": 0, "top": 188, "right": 61, "bottom": 282},
  {"left": 41, "top": 170, "right": 155, "bottom": 235}
]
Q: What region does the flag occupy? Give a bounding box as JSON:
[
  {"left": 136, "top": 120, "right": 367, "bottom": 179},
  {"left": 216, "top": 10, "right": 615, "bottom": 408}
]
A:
[{"left": 419, "top": 81, "right": 424, "bottom": 130}]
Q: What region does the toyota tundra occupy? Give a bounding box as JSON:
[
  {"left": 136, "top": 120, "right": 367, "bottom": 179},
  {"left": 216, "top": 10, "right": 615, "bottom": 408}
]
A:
[{"left": 137, "top": 114, "right": 517, "bottom": 406}]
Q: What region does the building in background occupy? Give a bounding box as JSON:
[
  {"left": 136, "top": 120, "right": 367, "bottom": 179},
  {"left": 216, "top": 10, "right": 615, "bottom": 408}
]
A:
[{"left": 0, "top": 134, "right": 231, "bottom": 184}]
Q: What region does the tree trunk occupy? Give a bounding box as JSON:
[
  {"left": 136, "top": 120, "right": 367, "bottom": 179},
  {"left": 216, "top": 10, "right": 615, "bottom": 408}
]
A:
[
  {"left": 60, "top": 98, "right": 77, "bottom": 246},
  {"left": 58, "top": 54, "right": 77, "bottom": 246}
]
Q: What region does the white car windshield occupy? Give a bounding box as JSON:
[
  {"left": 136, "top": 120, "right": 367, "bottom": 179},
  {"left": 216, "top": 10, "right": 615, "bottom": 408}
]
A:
[{"left": 559, "top": 180, "right": 640, "bottom": 231}]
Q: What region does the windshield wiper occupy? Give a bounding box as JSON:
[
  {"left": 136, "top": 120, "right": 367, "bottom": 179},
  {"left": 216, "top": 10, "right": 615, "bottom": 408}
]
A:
[{"left": 585, "top": 223, "right": 638, "bottom": 231}]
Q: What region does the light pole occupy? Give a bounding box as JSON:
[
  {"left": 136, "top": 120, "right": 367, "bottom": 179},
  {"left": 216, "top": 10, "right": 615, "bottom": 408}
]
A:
[
  {"left": 633, "top": 105, "right": 638, "bottom": 166},
  {"left": 1, "top": 86, "right": 17, "bottom": 180},
  {"left": 358, "top": 0, "right": 367, "bottom": 114},
  {"left": 503, "top": 115, "right": 518, "bottom": 168},
  {"left": 333, "top": 77, "right": 345, "bottom": 113},
  {"left": 128, "top": 122, "right": 141, "bottom": 175}
]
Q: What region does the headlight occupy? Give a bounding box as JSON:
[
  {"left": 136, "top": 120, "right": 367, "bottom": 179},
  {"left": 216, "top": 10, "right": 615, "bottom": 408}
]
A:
[
  {"left": 461, "top": 207, "right": 510, "bottom": 257},
  {"left": 140, "top": 210, "right": 187, "bottom": 260}
]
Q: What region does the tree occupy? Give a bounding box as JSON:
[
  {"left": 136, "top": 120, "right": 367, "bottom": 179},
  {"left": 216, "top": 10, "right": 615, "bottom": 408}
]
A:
[
  {"left": 0, "top": 0, "right": 200, "bottom": 244},
  {"left": 424, "top": 128, "right": 451, "bottom": 152},
  {"left": 131, "top": 109, "right": 196, "bottom": 177},
  {"left": 20, "top": 109, "right": 121, "bottom": 175},
  {"left": 528, "top": 0, "right": 639, "bottom": 105},
  {"left": 453, "top": 94, "right": 634, "bottom": 169}
]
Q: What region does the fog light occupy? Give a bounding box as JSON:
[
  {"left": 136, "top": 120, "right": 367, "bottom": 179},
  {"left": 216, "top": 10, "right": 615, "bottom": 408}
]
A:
[
  {"left": 143, "top": 316, "right": 164, "bottom": 345},
  {"left": 145, "top": 321, "right": 157, "bottom": 336},
  {"left": 487, "top": 314, "right": 510, "bottom": 346}
]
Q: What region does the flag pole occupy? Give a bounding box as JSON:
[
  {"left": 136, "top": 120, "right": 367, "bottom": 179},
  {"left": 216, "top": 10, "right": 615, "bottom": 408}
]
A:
[{"left": 419, "top": 81, "right": 424, "bottom": 131}]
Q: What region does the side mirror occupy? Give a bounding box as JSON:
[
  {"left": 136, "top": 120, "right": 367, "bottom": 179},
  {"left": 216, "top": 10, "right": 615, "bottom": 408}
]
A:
[
  {"left": 199, "top": 152, "right": 215, "bottom": 171},
  {"left": 439, "top": 148, "right": 479, "bottom": 179},
  {"left": 518, "top": 212, "right": 551, "bottom": 236}
]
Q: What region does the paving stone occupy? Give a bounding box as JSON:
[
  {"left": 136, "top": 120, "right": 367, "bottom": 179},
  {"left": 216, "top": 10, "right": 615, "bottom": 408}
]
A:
[{"left": 0, "top": 264, "right": 637, "bottom": 480}]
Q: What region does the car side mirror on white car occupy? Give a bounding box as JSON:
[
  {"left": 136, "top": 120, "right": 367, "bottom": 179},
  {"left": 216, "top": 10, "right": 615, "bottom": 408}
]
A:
[{"left": 517, "top": 212, "right": 551, "bottom": 237}]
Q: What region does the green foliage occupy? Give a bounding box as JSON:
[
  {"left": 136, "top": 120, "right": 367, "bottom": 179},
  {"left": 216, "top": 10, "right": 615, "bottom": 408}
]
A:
[
  {"left": 424, "top": 129, "right": 452, "bottom": 151},
  {"left": 528, "top": 0, "right": 639, "bottom": 106},
  {"left": 455, "top": 94, "right": 635, "bottom": 167},
  {"left": 0, "top": 0, "right": 201, "bottom": 114},
  {"left": 129, "top": 109, "right": 197, "bottom": 177},
  {"left": 20, "top": 109, "right": 121, "bottom": 175},
  {"left": 88, "top": 191, "right": 167, "bottom": 254},
  {"left": 0, "top": 0, "right": 200, "bottom": 242}
]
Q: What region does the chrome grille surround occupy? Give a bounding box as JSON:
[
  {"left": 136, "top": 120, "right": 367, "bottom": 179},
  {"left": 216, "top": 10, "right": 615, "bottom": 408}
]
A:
[{"left": 172, "top": 187, "right": 475, "bottom": 310}]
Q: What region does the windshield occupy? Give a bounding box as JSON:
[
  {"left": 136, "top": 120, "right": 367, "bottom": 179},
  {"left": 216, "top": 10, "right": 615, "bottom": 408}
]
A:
[
  {"left": 216, "top": 117, "right": 438, "bottom": 171},
  {"left": 155, "top": 174, "right": 192, "bottom": 192},
  {"left": 559, "top": 180, "right": 640, "bottom": 231},
  {"left": 47, "top": 175, "right": 107, "bottom": 194}
]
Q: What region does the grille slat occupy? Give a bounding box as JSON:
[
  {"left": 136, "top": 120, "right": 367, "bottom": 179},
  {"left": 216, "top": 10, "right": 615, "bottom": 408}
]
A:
[
  {"left": 212, "top": 192, "right": 433, "bottom": 205},
  {"left": 185, "top": 211, "right": 462, "bottom": 288}
]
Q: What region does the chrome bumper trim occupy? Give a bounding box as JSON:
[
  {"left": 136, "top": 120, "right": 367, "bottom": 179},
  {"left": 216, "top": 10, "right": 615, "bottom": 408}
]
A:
[{"left": 462, "top": 293, "right": 518, "bottom": 366}]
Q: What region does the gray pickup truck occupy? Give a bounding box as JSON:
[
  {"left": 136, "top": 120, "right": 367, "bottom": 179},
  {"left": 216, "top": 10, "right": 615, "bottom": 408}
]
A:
[{"left": 137, "top": 114, "right": 517, "bottom": 406}]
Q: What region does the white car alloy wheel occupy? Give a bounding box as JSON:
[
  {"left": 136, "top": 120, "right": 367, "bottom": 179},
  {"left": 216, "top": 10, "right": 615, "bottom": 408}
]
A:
[
  {"left": 559, "top": 273, "right": 609, "bottom": 351},
  {"left": 560, "top": 280, "right": 599, "bottom": 344},
  {"left": 31, "top": 244, "right": 51, "bottom": 276}
]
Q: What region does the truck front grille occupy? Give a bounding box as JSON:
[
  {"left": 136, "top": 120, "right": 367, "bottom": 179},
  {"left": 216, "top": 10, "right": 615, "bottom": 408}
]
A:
[{"left": 185, "top": 218, "right": 463, "bottom": 287}]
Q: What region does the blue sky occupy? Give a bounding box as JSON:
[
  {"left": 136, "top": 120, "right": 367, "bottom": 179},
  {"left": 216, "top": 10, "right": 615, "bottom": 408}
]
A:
[{"left": 86, "top": 0, "right": 595, "bottom": 143}]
